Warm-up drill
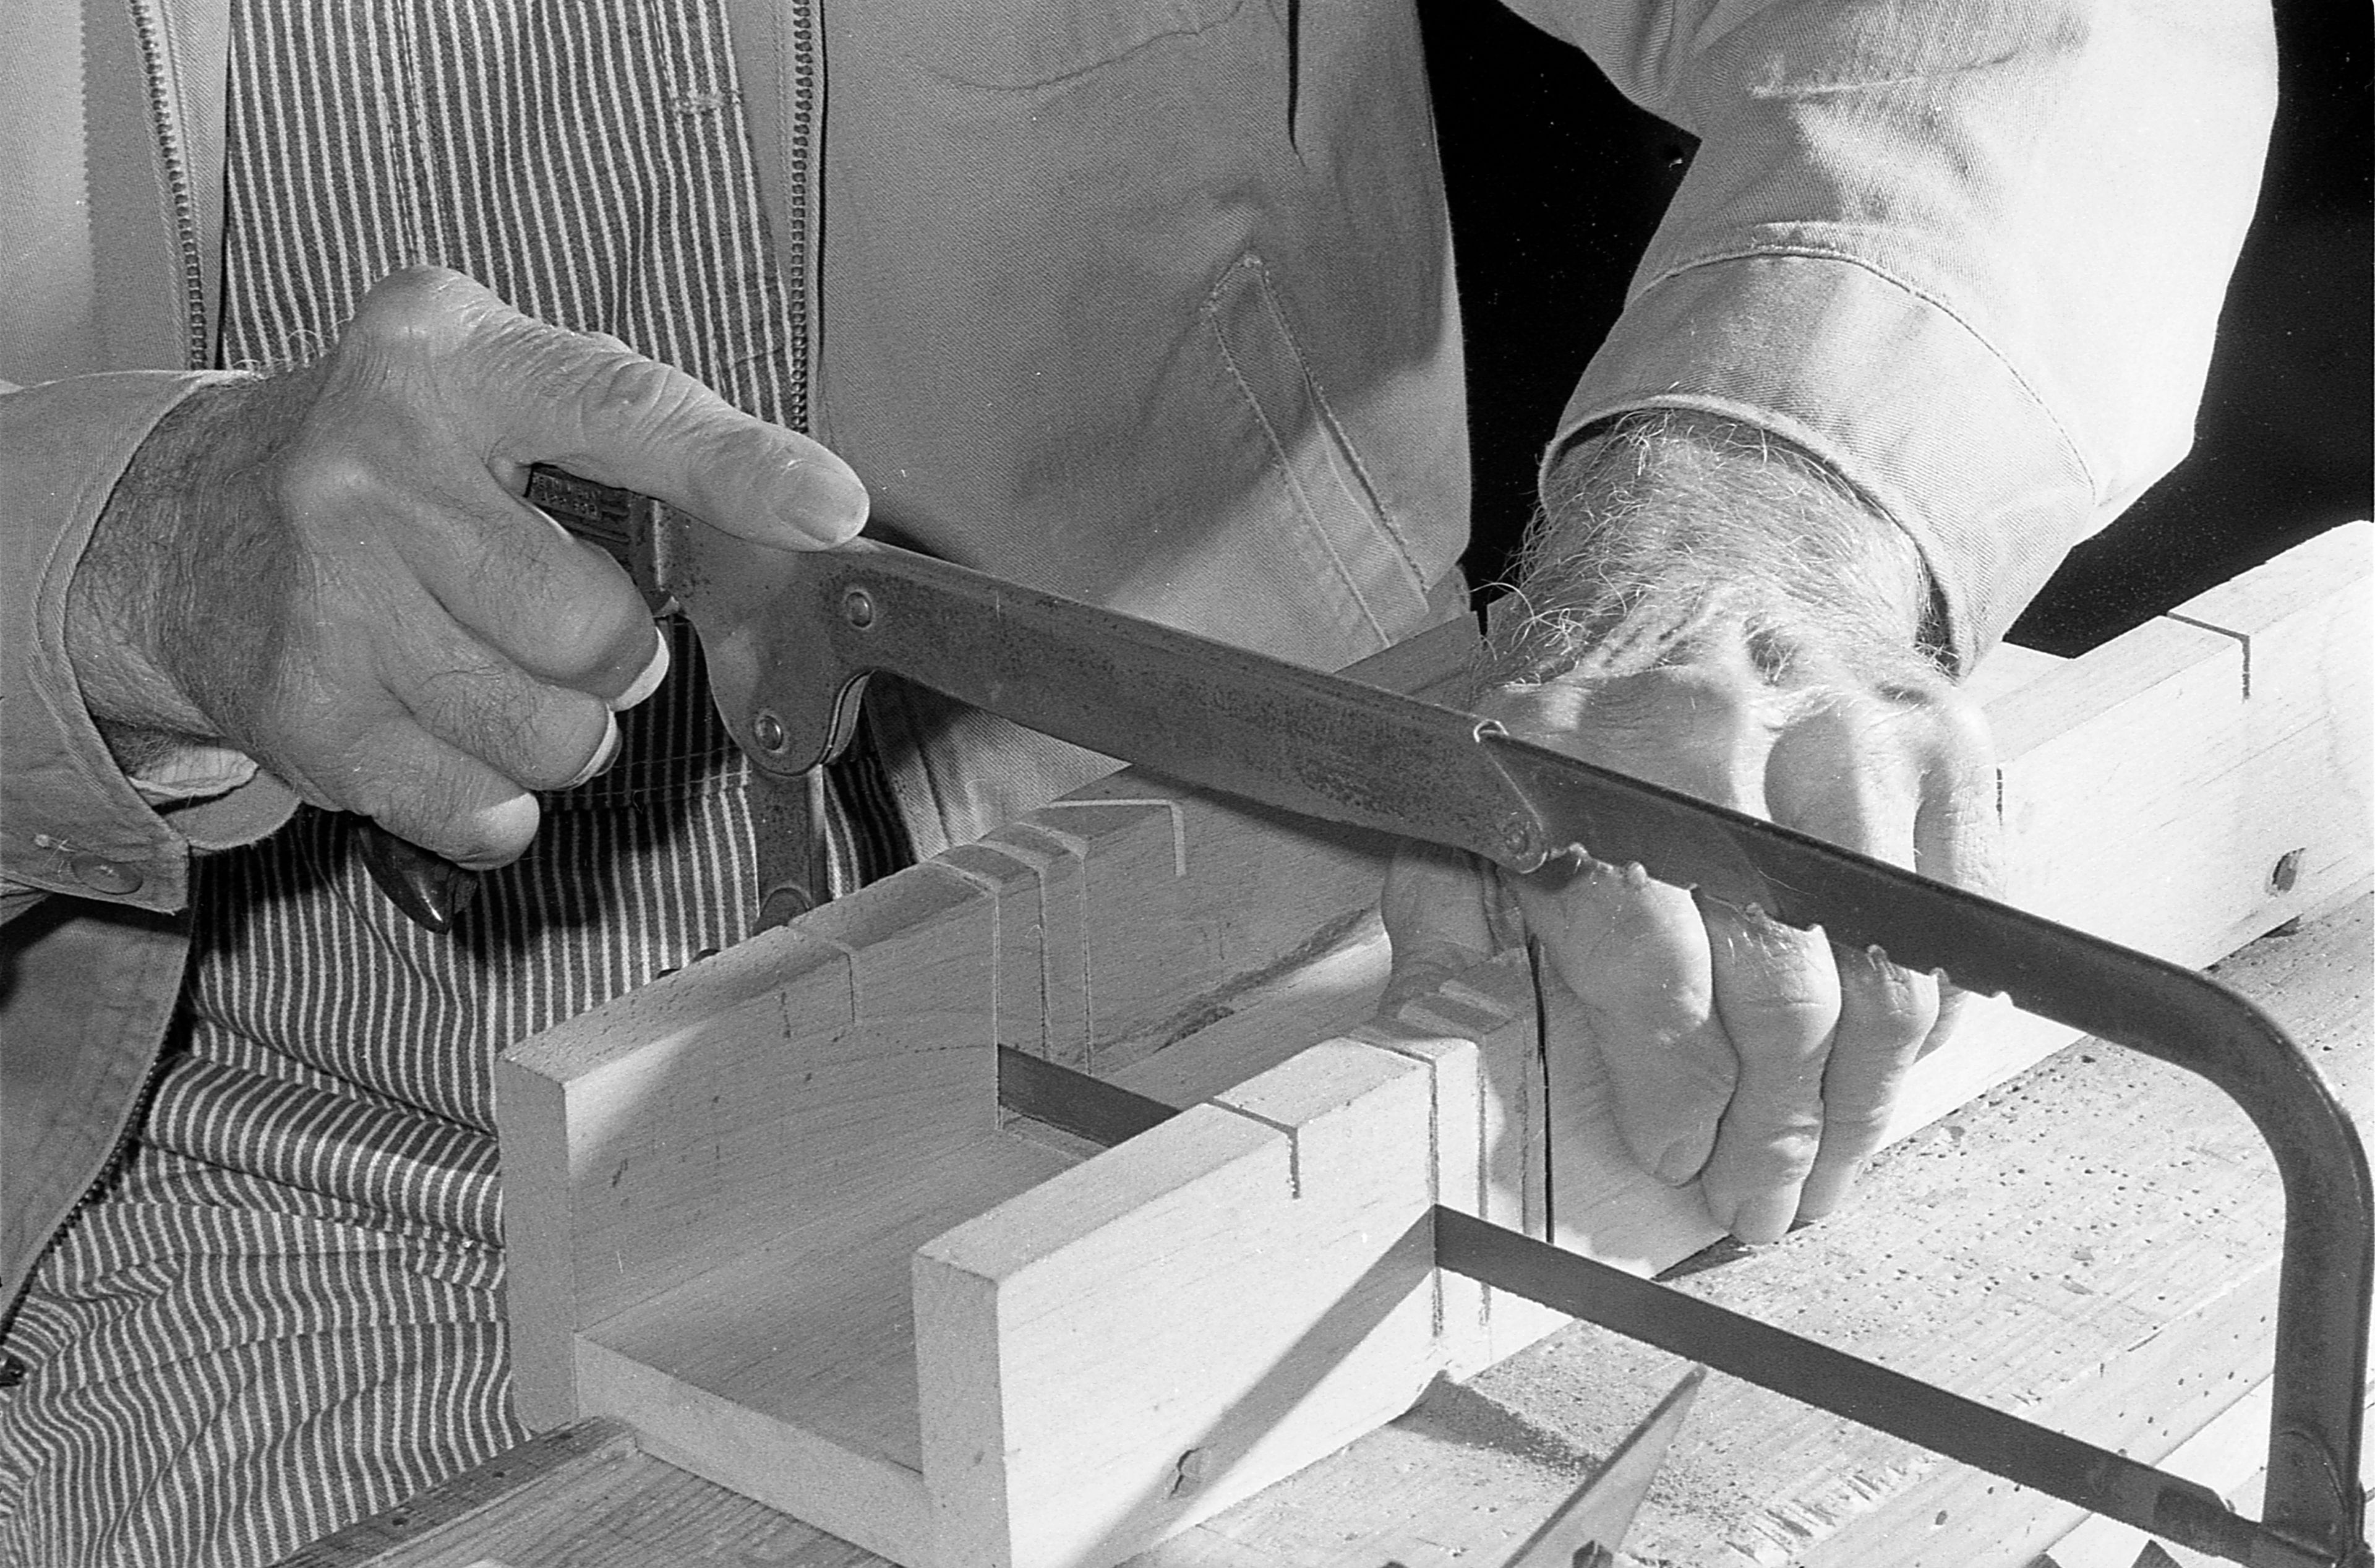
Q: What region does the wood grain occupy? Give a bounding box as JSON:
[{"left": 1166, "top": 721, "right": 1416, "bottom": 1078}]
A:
[
  {"left": 303, "top": 904, "right": 2371, "bottom": 1568},
  {"left": 485, "top": 528, "right": 2369, "bottom": 1568},
  {"left": 1478, "top": 898, "right": 2372, "bottom": 1568},
  {"left": 496, "top": 860, "right": 1020, "bottom": 1433},
  {"left": 917, "top": 1040, "right": 1441, "bottom": 1567}
]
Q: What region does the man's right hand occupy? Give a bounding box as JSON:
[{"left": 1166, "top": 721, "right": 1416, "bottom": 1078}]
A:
[{"left": 66, "top": 267, "right": 869, "bottom": 868}]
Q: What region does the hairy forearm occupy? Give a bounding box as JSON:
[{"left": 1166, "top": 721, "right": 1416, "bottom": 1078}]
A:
[
  {"left": 67, "top": 374, "right": 293, "bottom": 766},
  {"left": 1481, "top": 411, "right": 1951, "bottom": 692}
]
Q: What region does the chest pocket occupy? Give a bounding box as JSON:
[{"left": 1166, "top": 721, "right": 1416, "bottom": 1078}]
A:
[{"left": 910, "top": 0, "right": 1248, "bottom": 87}]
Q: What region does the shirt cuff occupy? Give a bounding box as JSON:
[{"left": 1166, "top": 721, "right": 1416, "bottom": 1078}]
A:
[
  {"left": 1550, "top": 251, "right": 2100, "bottom": 673},
  {"left": 126, "top": 742, "right": 262, "bottom": 805},
  {"left": 2, "top": 370, "right": 299, "bottom": 912}
]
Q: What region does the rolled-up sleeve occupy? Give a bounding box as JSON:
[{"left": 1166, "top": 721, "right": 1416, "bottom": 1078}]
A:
[
  {"left": 1502, "top": 0, "right": 2277, "bottom": 667},
  {"left": 1, "top": 371, "right": 299, "bottom": 922}
]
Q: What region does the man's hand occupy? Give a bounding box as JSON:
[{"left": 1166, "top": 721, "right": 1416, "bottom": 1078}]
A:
[
  {"left": 66, "top": 267, "right": 868, "bottom": 867},
  {"left": 1384, "top": 412, "right": 1999, "bottom": 1243}
]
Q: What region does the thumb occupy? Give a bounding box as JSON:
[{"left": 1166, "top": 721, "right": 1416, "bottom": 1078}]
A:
[{"left": 1381, "top": 844, "right": 1506, "bottom": 1011}]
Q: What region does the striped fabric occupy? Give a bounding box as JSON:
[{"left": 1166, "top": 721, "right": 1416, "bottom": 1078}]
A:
[{"left": 0, "top": 4, "right": 828, "bottom": 1564}]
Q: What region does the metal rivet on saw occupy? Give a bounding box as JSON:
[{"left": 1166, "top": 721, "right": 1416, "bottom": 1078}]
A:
[
  {"left": 1504, "top": 816, "right": 1539, "bottom": 867},
  {"left": 751, "top": 711, "right": 789, "bottom": 754},
  {"left": 842, "top": 587, "right": 876, "bottom": 629}
]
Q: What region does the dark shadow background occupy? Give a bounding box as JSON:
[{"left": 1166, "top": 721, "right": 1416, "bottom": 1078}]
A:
[{"left": 1422, "top": 0, "right": 2372, "bottom": 658}]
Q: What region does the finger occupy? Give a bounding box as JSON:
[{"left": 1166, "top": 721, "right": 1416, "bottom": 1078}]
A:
[
  {"left": 1518, "top": 862, "right": 1735, "bottom": 1186},
  {"left": 276, "top": 430, "right": 669, "bottom": 707},
  {"left": 1695, "top": 901, "right": 1841, "bottom": 1241},
  {"left": 346, "top": 270, "right": 873, "bottom": 550},
  {"left": 411, "top": 499, "right": 668, "bottom": 704},
  {"left": 1380, "top": 845, "right": 1499, "bottom": 1011},
  {"left": 609, "top": 622, "right": 671, "bottom": 711},
  {"left": 1763, "top": 689, "right": 1935, "bottom": 1223},
  {"left": 534, "top": 354, "right": 871, "bottom": 548},
  {"left": 339, "top": 721, "right": 546, "bottom": 870},
  {"left": 1494, "top": 663, "right": 1775, "bottom": 1189},
  {"left": 380, "top": 615, "right": 623, "bottom": 793},
  {"left": 1911, "top": 692, "right": 2003, "bottom": 1058},
  {"left": 1795, "top": 941, "right": 1938, "bottom": 1220},
  {"left": 1910, "top": 690, "right": 2001, "bottom": 897}
]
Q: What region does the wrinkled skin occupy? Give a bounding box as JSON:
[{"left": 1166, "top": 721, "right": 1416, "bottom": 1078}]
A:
[
  {"left": 69, "top": 267, "right": 870, "bottom": 867},
  {"left": 1384, "top": 416, "right": 2001, "bottom": 1243}
]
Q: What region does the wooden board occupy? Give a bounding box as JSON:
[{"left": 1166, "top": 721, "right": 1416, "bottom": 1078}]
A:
[
  {"left": 491, "top": 524, "right": 2371, "bottom": 1568},
  {"left": 1143, "top": 894, "right": 2372, "bottom": 1568},
  {"left": 918, "top": 1040, "right": 1442, "bottom": 1567},
  {"left": 1513, "top": 898, "right": 2374, "bottom": 1568}
]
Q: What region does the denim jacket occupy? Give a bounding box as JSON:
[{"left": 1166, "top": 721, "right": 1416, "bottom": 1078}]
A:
[{"left": 0, "top": 0, "right": 2273, "bottom": 1309}]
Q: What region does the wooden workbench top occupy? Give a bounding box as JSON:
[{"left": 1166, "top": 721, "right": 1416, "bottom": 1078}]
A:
[{"left": 281, "top": 891, "right": 2371, "bottom": 1568}]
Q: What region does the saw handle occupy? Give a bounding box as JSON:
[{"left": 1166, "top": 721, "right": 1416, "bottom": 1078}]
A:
[{"left": 356, "top": 823, "right": 481, "bottom": 933}]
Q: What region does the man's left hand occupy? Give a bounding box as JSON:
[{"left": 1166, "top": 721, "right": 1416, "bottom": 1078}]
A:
[{"left": 1382, "top": 413, "right": 2001, "bottom": 1243}]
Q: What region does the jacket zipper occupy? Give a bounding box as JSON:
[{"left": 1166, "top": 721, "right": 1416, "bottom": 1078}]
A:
[
  {"left": 782, "top": 0, "right": 817, "bottom": 434},
  {"left": 784, "top": 1, "right": 910, "bottom": 886},
  {"left": 0, "top": 2, "right": 209, "bottom": 1348},
  {"left": 0, "top": 1012, "right": 186, "bottom": 1347},
  {"left": 129, "top": 0, "right": 215, "bottom": 371}
]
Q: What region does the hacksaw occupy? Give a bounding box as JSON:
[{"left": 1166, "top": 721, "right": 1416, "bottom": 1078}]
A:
[{"left": 364, "top": 472, "right": 2372, "bottom": 1567}]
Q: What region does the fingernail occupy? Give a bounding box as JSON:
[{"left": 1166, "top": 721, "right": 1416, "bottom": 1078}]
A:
[
  {"left": 792, "top": 455, "right": 870, "bottom": 544},
  {"left": 1795, "top": 1161, "right": 1859, "bottom": 1222},
  {"left": 461, "top": 794, "right": 542, "bottom": 869},
  {"left": 562, "top": 714, "right": 623, "bottom": 790},
  {"left": 612, "top": 633, "right": 670, "bottom": 711},
  {"left": 1652, "top": 1139, "right": 1707, "bottom": 1186}
]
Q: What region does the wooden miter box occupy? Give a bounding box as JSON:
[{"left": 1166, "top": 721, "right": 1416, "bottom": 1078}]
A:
[
  {"left": 493, "top": 525, "right": 2371, "bottom": 1568},
  {"left": 492, "top": 624, "right": 1563, "bottom": 1567}
]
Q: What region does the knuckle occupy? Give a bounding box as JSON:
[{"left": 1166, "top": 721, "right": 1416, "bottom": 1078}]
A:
[
  {"left": 400, "top": 661, "right": 583, "bottom": 789},
  {"left": 520, "top": 574, "right": 652, "bottom": 688},
  {"left": 1715, "top": 1117, "right": 1823, "bottom": 1183},
  {"left": 1815, "top": 1101, "right": 1891, "bottom": 1151},
  {"left": 1603, "top": 665, "right": 1760, "bottom": 734},
  {"left": 346, "top": 266, "right": 486, "bottom": 355},
  {"left": 511, "top": 696, "right": 613, "bottom": 790},
  {"left": 274, "top": 439, "right": 388, "bottom": 521},
  {"left": 1839, "top": 945, "right": 1939, "bottom": 1020},
  {"left": 579, "top": 354, "right": 704, "bottom": 434},
  {"left": 1924, "top": 683, "right": 1996, "bottom": 755},
  {"left": 1673, "top": 1042, "right": 1742, "bottom": 1103}
]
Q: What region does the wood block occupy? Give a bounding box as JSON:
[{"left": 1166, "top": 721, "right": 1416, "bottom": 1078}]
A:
[
  {"left": 576, "top": 1126, "right": 1074, "bottom": 1563},
  {"left": 914, "top": 1040, "right": 1442, "bottom": 1567},
  {"left": 496, "top": 859, "right": 1019, "bottom": 1431},
  {"left": 1363, "top": 953, "right": 1567, "bottom": 1368},
  {"left": 1888, "top": 518, "right": 2371, "bottom": 1130},
  {"left": 492, "top": 613, "right": 1507, "bottom": 1564}
]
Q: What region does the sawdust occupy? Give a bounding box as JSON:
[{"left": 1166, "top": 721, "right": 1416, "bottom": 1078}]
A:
[{"left": 1400, "top": 1372, "right": 1602, "bottom": 1476}]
